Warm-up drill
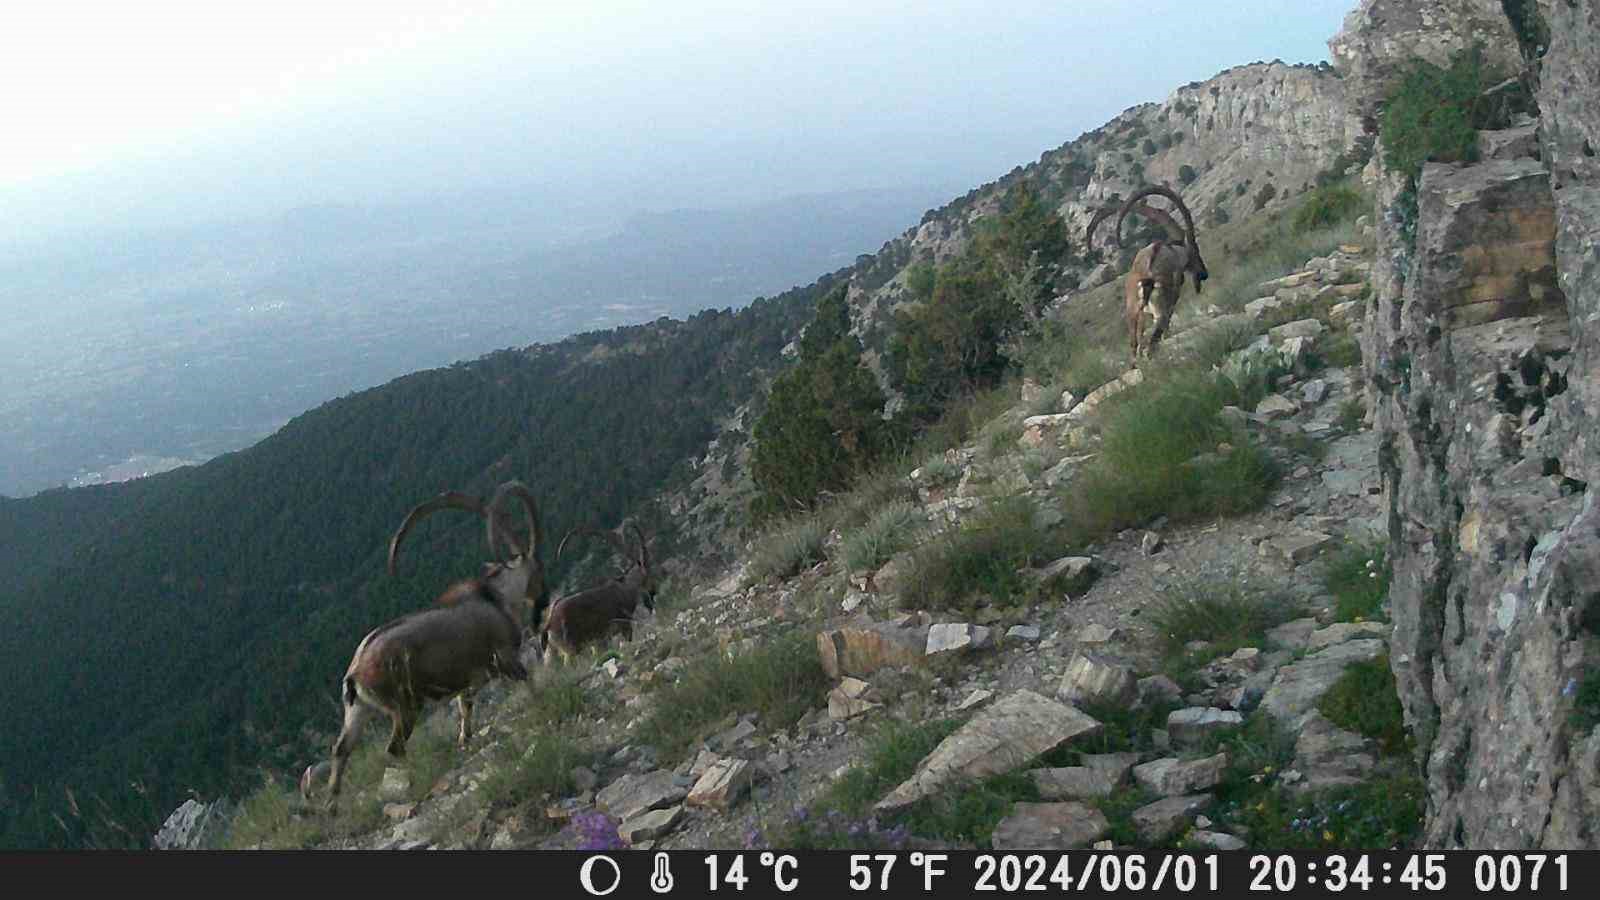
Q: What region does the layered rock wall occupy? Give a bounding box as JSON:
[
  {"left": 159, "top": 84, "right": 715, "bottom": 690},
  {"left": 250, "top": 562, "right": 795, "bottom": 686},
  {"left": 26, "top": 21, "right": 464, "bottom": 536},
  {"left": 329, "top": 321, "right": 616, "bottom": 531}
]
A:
[{"left": 1347, "top": 0, "right": 1600, "bottom": 847}]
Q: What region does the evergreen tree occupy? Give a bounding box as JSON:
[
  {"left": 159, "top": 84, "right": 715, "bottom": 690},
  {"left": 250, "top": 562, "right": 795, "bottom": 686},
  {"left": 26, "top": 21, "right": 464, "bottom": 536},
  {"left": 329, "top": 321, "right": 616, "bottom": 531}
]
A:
[{"left": 751, "top": 285, "right": 888, "bottom": 515}]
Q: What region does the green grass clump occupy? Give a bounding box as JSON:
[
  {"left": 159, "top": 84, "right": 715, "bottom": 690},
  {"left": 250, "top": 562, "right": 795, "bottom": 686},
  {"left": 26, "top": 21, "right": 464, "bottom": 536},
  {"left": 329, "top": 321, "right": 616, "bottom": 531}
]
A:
[
  {"left": 1318, "top": 655, "right": 1411, "bottom": 757},
  {"left": 1324, "top": 541, "right": 1391, "bottom": 622},
  {"left": 1381, "top": 45, "right": 1504, "bottom": 184},
  {"left": 900, "top": 494, "right": 1065, "bottom": 613},
  {"left": 633, "top": 630, "right": 828, "bottom": 760},
  {"left": 1292, "top": 184, "right": 1365, "bottom": 234},
  {"left": 746, "top": 515, "right": 828, "bottom": 583},
  {"left": 476, "top": 732, "right": 590, "bottom": 809},
  {"left": 1569, "top": 669, "right": 1600, "bottom": 732},
  {"left": 1063, "top": 699, "right": 1180, "bottom": 758},
  {"left": 1058, "top": 370, "right": 1279, "bottom": 542},
  {"left": 1146, "top": 579, "right": 1295, "bottom": 674},
  {"left": 839, "top": 500, "right": 924, "bottom": 572},
  {"left": 1215, "top": 772, "right": 1425, "bottom": 850},
  {"left": 225, "top": 776, "right": 326, "bottom": 849},
  {"left": 1337, "top": 396, "right": 1367, "bottom": 433},
  {"left": 773, "top": 717, "right": 1039, "bottom": 849}
]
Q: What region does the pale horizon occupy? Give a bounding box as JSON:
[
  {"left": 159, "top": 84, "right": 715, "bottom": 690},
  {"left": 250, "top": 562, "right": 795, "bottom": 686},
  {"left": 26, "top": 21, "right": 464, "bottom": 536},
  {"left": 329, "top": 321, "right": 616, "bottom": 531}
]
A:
[{"left": 1, "top": 0, "right": 1354, "bottom": 246}]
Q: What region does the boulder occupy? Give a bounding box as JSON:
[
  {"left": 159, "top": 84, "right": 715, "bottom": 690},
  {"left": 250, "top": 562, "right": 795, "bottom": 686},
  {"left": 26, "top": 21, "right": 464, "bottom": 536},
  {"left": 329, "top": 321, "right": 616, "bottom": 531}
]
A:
[
  {"left": 595, "top": 770, "right": 688, "bottom": 823},
  {"left": 876, "top": 691, "right": 1101, "bottom": 811},
  {"left": 817, "top": 617, "right": 928, "bottom": 679},
  {"left": 1057, "top": 651, "right": 1137, "bottom": 706}
]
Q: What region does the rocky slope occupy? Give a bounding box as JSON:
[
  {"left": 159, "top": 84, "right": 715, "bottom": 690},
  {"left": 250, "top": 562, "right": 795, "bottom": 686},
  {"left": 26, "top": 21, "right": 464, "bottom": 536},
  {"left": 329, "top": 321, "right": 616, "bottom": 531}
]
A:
[{"left": 157, "top": 0, "right": 1600, "bottom": 852}]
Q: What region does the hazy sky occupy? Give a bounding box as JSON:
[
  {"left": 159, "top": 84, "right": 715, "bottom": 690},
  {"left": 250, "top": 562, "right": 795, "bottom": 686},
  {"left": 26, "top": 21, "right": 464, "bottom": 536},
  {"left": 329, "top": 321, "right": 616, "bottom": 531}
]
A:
[{"left": 0, "top": 0, "right": 1354, "bottom": 244}]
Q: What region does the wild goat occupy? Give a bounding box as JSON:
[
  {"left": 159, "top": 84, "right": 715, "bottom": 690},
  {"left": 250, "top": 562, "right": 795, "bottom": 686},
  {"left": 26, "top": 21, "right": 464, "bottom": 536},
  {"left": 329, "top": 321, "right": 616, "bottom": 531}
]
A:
[
  {"left": 1086, "top": 185, "right": 1209, "bottom": 361},
  {"left": 540, "top": 522, "right": 657, "bottom": 665},
  {"left": 316, "top": 480, "right": 548, "bottom": 806}
]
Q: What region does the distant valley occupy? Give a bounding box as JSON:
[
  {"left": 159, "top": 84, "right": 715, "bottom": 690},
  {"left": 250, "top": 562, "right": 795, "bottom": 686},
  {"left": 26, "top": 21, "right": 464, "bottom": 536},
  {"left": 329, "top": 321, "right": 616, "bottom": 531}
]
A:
[{"left": 0, "top": 185, "right": 948, "bottom": 497}]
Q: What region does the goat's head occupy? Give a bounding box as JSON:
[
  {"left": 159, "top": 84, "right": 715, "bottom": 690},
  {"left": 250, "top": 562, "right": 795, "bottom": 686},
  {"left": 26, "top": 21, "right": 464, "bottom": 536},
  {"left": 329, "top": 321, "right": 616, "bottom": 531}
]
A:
[
  {"left": 558, "top": 520, "right": 657, "bottom": 611},
  {"left": 1114, "top": 185, "right": 1208, "bottom": 294},
  {"left": 387, "top": 480, "right": 548, "bottom": 626}
]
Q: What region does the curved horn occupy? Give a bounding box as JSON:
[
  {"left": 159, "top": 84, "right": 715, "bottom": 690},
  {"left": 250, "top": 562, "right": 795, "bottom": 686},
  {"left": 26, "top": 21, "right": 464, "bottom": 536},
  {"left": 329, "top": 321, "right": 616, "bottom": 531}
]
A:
[
  {"left": 557, "top": 525, "right": 632, "bottom": 566},
  {"left": 388, "top": 492, "right": 491, "bottom": 576},
  {"left": 1084, "top": 204, "right": 1120, "bottom": 248},
  {"left": 487, "top": 480, "right": 543, "bottom": 564},
  {"left": 629, "top": 522, "right": 649, "bottom": 573},
  {"left": 1116, "top": 185, "right": 1197, "bottom": 247},
  {"left": 1119, "top": 203, "right": 1186, "bottom": 242}
]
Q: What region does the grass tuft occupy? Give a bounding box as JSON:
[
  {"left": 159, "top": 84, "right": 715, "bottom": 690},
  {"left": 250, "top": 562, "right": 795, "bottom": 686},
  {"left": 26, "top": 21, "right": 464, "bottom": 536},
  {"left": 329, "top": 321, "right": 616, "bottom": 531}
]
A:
[
  {"left": 839, "top": 500, "right": 924, "bottom": 572},
  {"left": 900, "top": 494, "right": 1065, "bottom": 613},
  {"left": 1323, "top": 541, "right": 1390, "bottom": 622},
  {"left": 746, "top": 516, "right": 828, "bottom": 583},
  {"left": 633, "top": 630, "right": 828, "bottom": 760}
]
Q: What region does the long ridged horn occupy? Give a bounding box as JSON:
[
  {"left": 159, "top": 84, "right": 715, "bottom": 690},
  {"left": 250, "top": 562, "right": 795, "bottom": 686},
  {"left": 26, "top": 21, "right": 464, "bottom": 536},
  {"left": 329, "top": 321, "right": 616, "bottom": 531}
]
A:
[
  {"left": 1116, "top": 185, "right": 1197, "bottom": 247},
  {"left": 557, "top": 525, "right": 630, "bottom": 566},
  {"left": 630, "top": 522, "right": 649, "bottom": 573},
  {"left": 487, "top": 480, "right": 543, "bottom": 565},
  {"left": 388, "top": 492, "right": 495, "bottom": 576},
  {"left": 1084, "top": 204, "right": 1120, "bottom": 248},
  {"left": 1120, "top": 203, "right": 1186, "bottom": 242}
]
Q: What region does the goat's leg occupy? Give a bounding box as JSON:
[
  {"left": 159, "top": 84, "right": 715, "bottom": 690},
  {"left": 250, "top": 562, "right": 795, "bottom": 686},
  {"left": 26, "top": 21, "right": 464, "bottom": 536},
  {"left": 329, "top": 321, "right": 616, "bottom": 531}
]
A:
[
  {"left": 326, "top": 693, "right": 372, "bottom": 808},
  {"left": 1146, "top": 280, "right": 1180, "bottom": 355},
  {"left": 386, "top": 705, "right": 417, "bottom": 757},
  {"left": 455, "top": 694, "right": 473, "bottom": 749}
]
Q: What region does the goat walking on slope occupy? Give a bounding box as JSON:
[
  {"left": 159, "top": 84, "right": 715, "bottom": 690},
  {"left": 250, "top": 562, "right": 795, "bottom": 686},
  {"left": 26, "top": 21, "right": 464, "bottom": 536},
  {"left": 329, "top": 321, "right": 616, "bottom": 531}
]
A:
[
  {"left": 541, "top": 522, "right": 657, "bottom": 666},
  {"left": 1086, "top": 185, "right": 1209, "bottom": 361},
  {"left": 313, "top": 480, "right": 548, "bottom": 807}
]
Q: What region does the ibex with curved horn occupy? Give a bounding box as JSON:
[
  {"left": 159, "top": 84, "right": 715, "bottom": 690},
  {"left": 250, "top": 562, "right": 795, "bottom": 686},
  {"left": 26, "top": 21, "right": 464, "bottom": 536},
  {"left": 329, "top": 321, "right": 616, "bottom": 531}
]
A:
[
  {"left": 1086, "top": 185, "right": 1209, "bottom": 361},
  {"left": 540, "top": 521, "right": 657, "bottom": 666},
  {"left": 316, "top": 480, "right": 548, "bottom": 806}
]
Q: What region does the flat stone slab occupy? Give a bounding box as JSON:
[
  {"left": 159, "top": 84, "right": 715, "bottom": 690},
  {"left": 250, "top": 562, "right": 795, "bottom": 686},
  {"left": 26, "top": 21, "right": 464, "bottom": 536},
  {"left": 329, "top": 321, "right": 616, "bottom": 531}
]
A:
[
  {"left": 1260, "top": 530, "right": 1334, "bottom": 566},
  {"left": 1133, "top": 753, "right": 1228, "bottom": 796},
  {"left": 1028, "top": 767, "right": 1120, "bottom": 800},
  {"left": 595, "top": 770, "right": 688, "bottom": 822},
  {"left": 1266, "top": 618, "right": 1319, "bottom": 650},
  {"left": 619, "top": 805, "right": 683, "bottom": 844},
  {"left": 992, "top": 802, "right": 1109, "bottom": 850},
  {"left": 1259, "top": 639, "right": 1386, "bottom": 723},
  {"left": 1167, "top": 708, "right": 1244, "bottom": 746},
  {"left": 876, "top": 690, "right": 1101, "bottom": 812},
  {"left": 1132, "top": 794, "right": 1212, "bottom": 843},
  {"left": 1305, "top": 621, "right": 1391, "bottom": 651}
]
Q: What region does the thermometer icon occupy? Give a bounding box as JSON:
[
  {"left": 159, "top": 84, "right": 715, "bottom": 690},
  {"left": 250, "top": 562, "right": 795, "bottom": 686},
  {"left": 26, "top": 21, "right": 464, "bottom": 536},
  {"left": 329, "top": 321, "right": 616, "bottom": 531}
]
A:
[{"left": 651, "top": 852, "right": 675, "bottom": 893}]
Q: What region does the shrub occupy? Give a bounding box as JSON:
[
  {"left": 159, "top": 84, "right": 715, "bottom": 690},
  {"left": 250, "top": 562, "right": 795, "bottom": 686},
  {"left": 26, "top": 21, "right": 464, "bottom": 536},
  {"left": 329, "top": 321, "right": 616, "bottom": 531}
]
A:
[
  {"left": 1318, "top": 655, "right": 1411, "bottom": 757},
  {"left": 1178, "top": 164, "right": 1198, "bottom": 186},
  {"left": 751, "top": 285, "right": 890, "bottom": 515},
  {"left": 1292, "top": 184, "right": 1365, "bottom": 233},
  {"left": 1380, "top": 45, "right": 1527, "bottom": 187}
]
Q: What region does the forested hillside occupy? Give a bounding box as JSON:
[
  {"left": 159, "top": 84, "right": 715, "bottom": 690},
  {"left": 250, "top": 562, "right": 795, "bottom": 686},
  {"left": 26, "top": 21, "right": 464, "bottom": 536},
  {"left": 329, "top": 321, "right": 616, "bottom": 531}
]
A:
[{"left": 0, "top": 270, "right": 854, "bottom": 847}]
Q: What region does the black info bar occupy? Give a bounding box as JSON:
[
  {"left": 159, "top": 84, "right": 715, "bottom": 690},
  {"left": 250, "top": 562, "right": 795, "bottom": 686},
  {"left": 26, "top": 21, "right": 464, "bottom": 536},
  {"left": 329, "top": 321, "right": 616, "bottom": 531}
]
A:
[{"left": 0, "top": 850, "right": 1584, "bottom": 896}]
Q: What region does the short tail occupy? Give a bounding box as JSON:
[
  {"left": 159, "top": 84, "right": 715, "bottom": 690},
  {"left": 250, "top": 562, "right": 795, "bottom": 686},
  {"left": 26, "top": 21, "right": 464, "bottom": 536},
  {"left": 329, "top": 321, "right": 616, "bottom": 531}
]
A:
[{"left": 342, "top": 675, "right": 357, "bottom": 707}]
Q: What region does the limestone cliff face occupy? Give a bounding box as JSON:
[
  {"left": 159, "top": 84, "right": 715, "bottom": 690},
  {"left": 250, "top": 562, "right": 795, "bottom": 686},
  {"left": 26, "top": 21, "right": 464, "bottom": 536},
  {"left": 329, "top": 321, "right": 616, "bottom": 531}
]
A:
[
  {"left": 1353, "top": 0, "right": 1600, "bottom": 848},
  {"left": 851, "top": 61, "right": 1360, "bottom": 343},
  {"left": 1328, "top": 0, "right": 1522, "bottom": 122}
]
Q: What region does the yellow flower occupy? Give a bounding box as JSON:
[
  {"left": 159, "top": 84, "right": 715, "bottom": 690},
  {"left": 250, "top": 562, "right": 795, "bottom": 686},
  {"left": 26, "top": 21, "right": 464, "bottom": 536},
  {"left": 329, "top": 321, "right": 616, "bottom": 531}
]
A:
[{"left": 1324, "top": 830, "right": 1335, "bottom": 842}]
